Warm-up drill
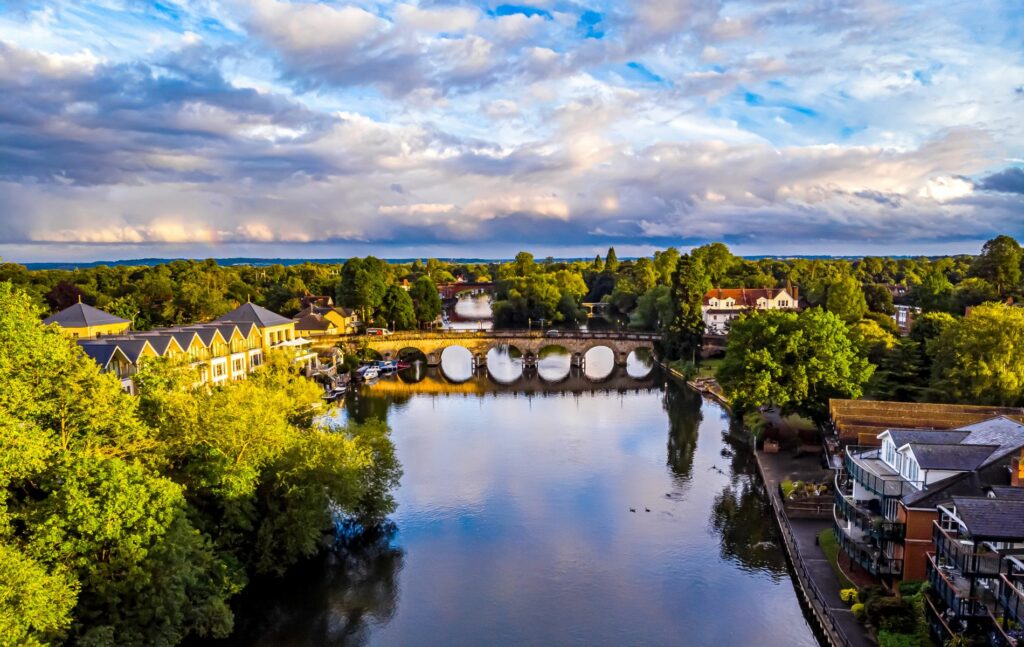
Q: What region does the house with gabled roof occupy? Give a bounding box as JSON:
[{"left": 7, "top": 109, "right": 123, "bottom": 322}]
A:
[
  {"left": 43, "top": 300, "right": 131, "bottom": 339},
  {"left": 701, "top": 287, "right": 798, "bottom": 334}
]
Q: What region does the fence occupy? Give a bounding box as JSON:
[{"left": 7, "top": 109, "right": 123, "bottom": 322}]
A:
[{"left": 770, "top": 490, "right": 856, "bottom": 647}]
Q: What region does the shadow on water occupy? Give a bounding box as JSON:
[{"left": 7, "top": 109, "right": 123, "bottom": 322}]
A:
[
  {"left": 215, "top": 523, "right": 404, "bottom": 647},
  {"left": 710, "top": 415, "right": 790, "bottom": 578}
]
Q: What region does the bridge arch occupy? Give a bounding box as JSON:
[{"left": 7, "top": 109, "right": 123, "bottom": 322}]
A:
[{"left": 439, "top": 345, "right": 475, "bottom": 382}]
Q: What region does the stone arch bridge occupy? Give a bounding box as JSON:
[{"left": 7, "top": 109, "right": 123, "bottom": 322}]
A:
[{"left": 333, "top": 330, "right": 660, "bottom": 367}]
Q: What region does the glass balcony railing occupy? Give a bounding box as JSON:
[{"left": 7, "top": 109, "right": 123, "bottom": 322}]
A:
[
  {"left": 932, "top": 523, "right": 1003, "bottom": 577},
  {"left": 999, "top": 573, "right": 1024, "bottom": 625},
  {"left": 833, "top": 477, "right": 906, "bottom": 541},
  {"left": 833, "top": 508, "right": 904, "bottom": 578},
  {"left": 844, "top": 446, "right": 922, "bottom": 499},
  {"left": 926, "top": 553, "right": 990, "bottom": 618}
]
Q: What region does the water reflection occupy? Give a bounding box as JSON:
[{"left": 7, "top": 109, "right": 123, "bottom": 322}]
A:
[
  {"left": 223, "top": 379, "right": 816, "bottom": 646},
  {"left": 536, "top": 346, "right": 571, "bottom": 382},
  {"left": 438, "top": 346, "right": 473, "bottom": 382},
  {"left": 583, "top": 346, "right": 614, "bottom": 380},
  {"left": 224, "top": 524, "right": 403, "bottom": 646},
  {"left": 486, "top": 345, "right": 523, "bottom": 383},
  {"left": 448, "top": 294, "right": 493, "bottom": 330}
]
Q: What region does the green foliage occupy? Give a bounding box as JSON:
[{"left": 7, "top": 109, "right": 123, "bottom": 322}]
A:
[
  {"left": 337, "top": 257, "right": 390, "bottom": 321},
  {"left": 913, "top": 272, "right": 954, "bottom": 312},
  {"left": 662, "top": 254, "right": 709, "bottom": 361},
  {"left": 849, "top": 318, "right": 898, "bottom": 365},
  {"left": 863, "top": 284, "right": 896, "bottom": 315},
  {"left": 877, "top": 631, "right": 920, "bottom": 647},
  {"left": 816, "top": 529, "right": 855, "bottom": 590},
  {"left": 604, "top": 247, "right": 619, "bottom": 272},
  {"left": 865, "top": 596, "right": 918, "bottom": 634},
  {"left": 718, "top": 308, "right": 874, "bottom": 422},
  {"left": 826, "top": 276, "right": 869, "bottom": 323},
  {"left": 379, "top": 284, "right": 416, "bottom": 331},
  {"left": 409, "top": 276, "right": 442, "bottom": 325},
  {"left": 0, "top": 281, "right": 401, "bottom": 645},
  {"left": 931, "top": 302, "right": 1024, "bottom": 405},
  {"left": 969, "top": 234, "right": 1022, "bottom": 295}
]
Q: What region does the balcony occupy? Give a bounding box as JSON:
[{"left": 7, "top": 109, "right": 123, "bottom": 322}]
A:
[
  {"left": 932, "top": 522, "right": 1003, "bottom": 577},
  {"left": 999, "top": 573, "right": 1024, "bottom": 626},
  {"left": 833, "top": 507, "right": 904, "bottom": 578},
  {"left": 926, "top": 553, "right": 993, "bottom": 619},
  {"left": 833, "top": 475, "right": 906, "bottom": 541},
  {"left": 844, "top": 446, "right": 921, "bottom": 499}
]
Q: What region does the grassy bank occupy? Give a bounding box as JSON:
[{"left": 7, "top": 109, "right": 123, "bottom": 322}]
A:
[{"left": 817, "top": 528, "right": 855, "bottom": 590}]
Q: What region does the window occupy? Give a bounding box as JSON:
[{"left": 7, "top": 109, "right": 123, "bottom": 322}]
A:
[
  {"left": 214, "top": 364, "right": 225, "bottom": 377},
  {"left": 232, "top": 359, "right": 243, "bottom": 372}
]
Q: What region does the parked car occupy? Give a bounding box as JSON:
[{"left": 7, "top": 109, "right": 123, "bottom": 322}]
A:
[
  {"left": 365, "top": 328, "right": 392, "bottom": 336},
  {"left": 545, "top": 329, "right": 560, "bottom": 337}
]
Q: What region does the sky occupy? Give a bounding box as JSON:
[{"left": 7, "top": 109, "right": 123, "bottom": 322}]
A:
[{"left": 0, "top": 0, "right": 1022, "bottom": 263}]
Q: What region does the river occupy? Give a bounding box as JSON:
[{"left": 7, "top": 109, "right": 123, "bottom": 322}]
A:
[{"left": 223, "top": 345, "right": 819, "bottom": 646}]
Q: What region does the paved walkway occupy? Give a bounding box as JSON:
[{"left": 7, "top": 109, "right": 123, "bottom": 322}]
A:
[{"left": 790, "top": 519, "right": 874, "bottom": 647}]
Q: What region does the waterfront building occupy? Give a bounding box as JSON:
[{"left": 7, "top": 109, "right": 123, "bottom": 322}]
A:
[
  {"left": 43, "top": 300, "right": 131, "bottom": 338},
  {"left": 47, "top": 301, "right": 316, "bottom": 392},
  {"left": 835, "top": 417, "right": 1024, "bottom": 584},
  {"left": 925, "top": 492, "right": 1024, "bottom": 645},
  {"left": 701, "top": 287, "right": 798, "bottom": 334}
]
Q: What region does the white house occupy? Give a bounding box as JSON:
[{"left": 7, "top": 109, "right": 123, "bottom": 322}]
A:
[{"left": 701, "top": 287, "right": 798, "bottom": 334}]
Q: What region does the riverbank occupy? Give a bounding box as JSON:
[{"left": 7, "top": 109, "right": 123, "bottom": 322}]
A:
[{"left": 754, "top": 450, "right": 873, "bottom": 647}]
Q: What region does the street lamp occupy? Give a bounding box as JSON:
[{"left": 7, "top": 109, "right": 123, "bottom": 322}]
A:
[{"left": 528, "top": 317, "right": 532, "bottom": 333}]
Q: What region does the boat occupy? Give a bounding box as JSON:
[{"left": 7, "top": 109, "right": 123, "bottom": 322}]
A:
[
  {"left": 374, "top": 360, "right": 398, "bottom": 374},
  {"left": 356, "top": 365, "right": 380, "bottom": 381}
]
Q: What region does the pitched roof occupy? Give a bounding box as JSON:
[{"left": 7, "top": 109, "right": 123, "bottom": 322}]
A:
[
  {"left": 114, "top": 339, "right": 154, "bottom": 363},
  {"left": 887, "top": 429, "right": 970, "bottom": 447},
  {"left": 702, "top": 288, "right": 789, "bottom": 307},
  {"left": 959, "top": 417, "right": 1024, "bottom": 465},
  {"left": 909, "top": 444, "right": 997, "bottom": 471},
  {"left": 293, "top": 313, "right": 335, "bottom": 331},
  {"left": 78, "top": 342, "right": 120, "bottom": 368},
  {"left": 216, "top": 302, "right": 292, "bottom": 328},
  {"left": 987, "top": 486, "right": 1024, "bottom": 501},
  {"left": 43, "top": 302, "right": 129, "bottom": 328},
  {"left": 951, "top": 496, "right": 1024, "bottom": 540}
]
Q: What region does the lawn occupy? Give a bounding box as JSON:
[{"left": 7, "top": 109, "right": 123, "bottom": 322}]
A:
[{"left": 817, "top": 528, "right": 855, "bottom": 590}]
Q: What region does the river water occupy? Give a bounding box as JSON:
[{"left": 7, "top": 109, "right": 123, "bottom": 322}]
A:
[{"left": 224, "top": 344, "right": 819, "bottom": 647}]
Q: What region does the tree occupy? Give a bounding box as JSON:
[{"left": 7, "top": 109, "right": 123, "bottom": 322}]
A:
[
  {"left": 913, "top": 272, "right": 953, "bottom": 312},
  {"left": 379, "top": 285, "right": 416, "bottom": 331},
  {"left": 592, "top": 254, "right": 604, "bottom": 271},
  {"left": 604, "top": 247, "right": 619, "bottom": 272},
  {"left": 653, "top": 247, "right": 680, "bottom": 285},
  {"left": 952, "top": 277, "right": 999, "bottom": 313},
  {"left": 662, "top": 255, "right": 709, "bottom": 362},
  {"left": 629, "top": 284, "right": 673, "bottom": 330},
  {"left": 409, "top": 276, "right": 442, "bottom": 326},
  {"left": 969, "top": 235, "right": 1022, "bottom": 296},
  {"left": 337, "top": 258, "right": 387, "bottom": 322},
  {"left": 717, "top": 308, "right": 874, "bottom": 422},
  {"left": 862, "top": 284, "right": 895, "bottom": 315},
  {"left": 868, "top": 338, "right": 928, "bottom": 402},
  {"left": 691, "top": 242, "right": 733, "bottom": 285},
  {"left": 931, "top": 302, "right": 1024, "bottom": 406},
  {"left": 825, "top": 276, "right": 868, "bottom": 323}
]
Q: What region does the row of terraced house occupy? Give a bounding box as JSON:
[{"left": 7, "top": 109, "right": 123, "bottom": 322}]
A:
[
  {"left": 829, "top": 399, "right": 1024, "bottom": 646},
  {"left": 43, "top": 300, "right": 318, "bottom": 394}
]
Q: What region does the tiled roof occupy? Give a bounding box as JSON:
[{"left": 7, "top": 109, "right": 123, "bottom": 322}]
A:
[
  {"left": 887, "top": 430, "right": 970, "bottom": 447},
  {"left": 951, "top": 496, "right": 1024, "bottom": 540},
  {"left": 294, "top": 313, "right": 334, "bottom": 331},
  {"left": 987, "top": 486, "right": 1024, "bottom": 501},
  {"left": 43, "top": 302, "right": 129, "bottom": 328},
  {"left": 702, "top": 288, "right": 789, "bottom": 307},
  {"left": 909, "top": 444, "right": 997, "bottom": 471},
  {"left": 216, "top": 302, "right": 292, "bottom": 327},
  {"left": 79, "top": 343, "right": 119, "bottom": 367},
  {"left": 959, "top": 417, "right": 1024, "bottom": 465},
  {"left": 830, "top": 399, "right": 1024, "bottom": 443}
]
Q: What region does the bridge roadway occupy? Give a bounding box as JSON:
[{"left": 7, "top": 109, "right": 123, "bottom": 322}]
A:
[
  {"left": 326, "top": 330, "right": 661, "bottom": 367},
  {"left": 362, "top": 364, "right": 661, "bottom": 397}
]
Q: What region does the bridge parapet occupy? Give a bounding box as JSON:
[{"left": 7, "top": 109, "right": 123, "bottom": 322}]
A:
[{"left": 334, "top": 329, "right": 661, "bottom": 367}]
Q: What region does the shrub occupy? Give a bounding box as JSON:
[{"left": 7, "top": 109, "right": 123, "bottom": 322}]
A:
[
  {"left": 781, "top": 480, "right": 797, "bottom": 498},
  {"left": 877, "top": 631, "right": 918, "bottom": 647},
  {"left": 865, "top": 596, "right": 918, "bottom": 634},
  {"left": 840, "top": 588, "right": 859, "bottom": 605},
  {"left": 899, "top": 580, "right": 925, "bottom": 597},
  {"left": 851, "top": 603, "right": 865, "bottom": 621}
]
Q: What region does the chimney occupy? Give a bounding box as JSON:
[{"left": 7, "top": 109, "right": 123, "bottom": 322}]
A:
[{"left": 1013, "top": 448, "right": 1024, "bottom": 488}]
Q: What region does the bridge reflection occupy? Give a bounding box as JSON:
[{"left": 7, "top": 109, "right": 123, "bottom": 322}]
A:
[{"left": 361, "top": 363, "right": 662, "bottom": 397}]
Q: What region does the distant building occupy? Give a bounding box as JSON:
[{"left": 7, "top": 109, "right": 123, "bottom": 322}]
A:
[
  {"left": 50, "top": 301, "right": 316, "bottom": 393},
  {"left": 43, "top": 300, "right": 131, "bottom": 339},
  {"left": 293, "top": 304, "right": 360, "bottom": 335},
  {"left": 701, "top": 287, "right": 798, "bottom": 334},
  {"left": 892, "top": 304, "right": 920, "bottom": 334}
]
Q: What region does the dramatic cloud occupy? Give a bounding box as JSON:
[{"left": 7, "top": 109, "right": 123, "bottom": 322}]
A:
[{"left": 0, "top": 1, "right": 1021, "bottom": 261}]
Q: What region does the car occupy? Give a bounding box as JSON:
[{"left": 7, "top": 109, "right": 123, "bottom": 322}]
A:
[
  {"left": 365, "top": 328, "right": 392, "bottom": 336},
  {"left": 545, "top": 329, "right": 560, "bottom": 337}
]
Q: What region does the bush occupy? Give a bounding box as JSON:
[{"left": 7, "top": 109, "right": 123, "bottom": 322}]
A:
[
  {"left": 877, "top": 631, "right": 918, "bottom": 647},
  {"left": 866, "top": 596, "right": 919, "bottom": 634},
  {"left": 781, "top": 479, "right": 797, "bottom": 498},
  {"left": 840, "top": 588, "right": 859, "bottom": 605},
  {"left": 851, "top": 603, "right": 865, "bottom": 621},
  {"left": 859, "top": 584, "right": 887, "bottom": 604},
  {"left": 899, "top": 580, "right": 924, "bottom": 597}
]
